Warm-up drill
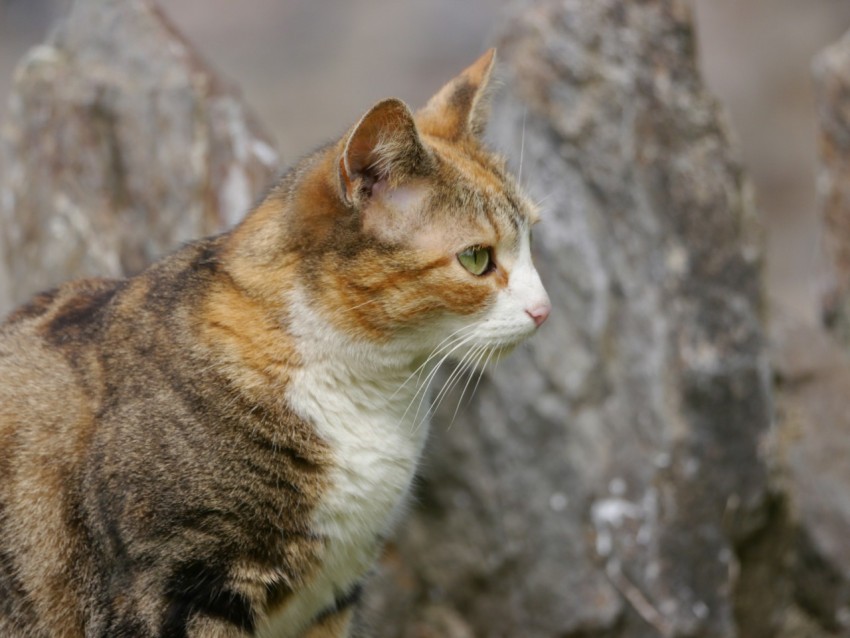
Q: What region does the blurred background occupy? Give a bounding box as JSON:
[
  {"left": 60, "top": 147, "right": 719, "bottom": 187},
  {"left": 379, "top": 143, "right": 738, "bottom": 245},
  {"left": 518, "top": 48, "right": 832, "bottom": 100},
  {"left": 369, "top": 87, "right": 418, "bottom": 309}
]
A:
[
  {"left": 3, "top": 0, "right": 850, "bottom": 328},
  {"left": 2, "top": 1, "right": 850, "bottom": 636}
]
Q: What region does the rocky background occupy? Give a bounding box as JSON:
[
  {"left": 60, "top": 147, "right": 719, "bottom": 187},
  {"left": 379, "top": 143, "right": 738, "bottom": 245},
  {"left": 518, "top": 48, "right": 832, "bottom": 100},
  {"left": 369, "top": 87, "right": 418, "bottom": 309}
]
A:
[{"left": 1, "top": 0, "right": 850, "bottom": 637}]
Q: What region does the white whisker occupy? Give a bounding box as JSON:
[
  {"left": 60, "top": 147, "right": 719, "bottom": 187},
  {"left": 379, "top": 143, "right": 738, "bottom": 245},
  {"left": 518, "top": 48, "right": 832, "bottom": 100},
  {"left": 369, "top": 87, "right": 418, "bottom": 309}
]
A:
[
  {"left": 430, "top": 346, "right": 478, "bottom": 421},
  {"left": 429, "top": 342, "right": 488, "bottom": 432},
  {"left": 390, "top": 323, "right": 478, "bottom": 401},
  {"left": 467, "top": 344, "right": 496, "bottom": 407},
  {"left": 518, "top": 106, "right": 527, "bottom": 188},
  {"left": 403, "top": 332, "right": 479, "bottom": 432},
  {"left": 340, "top": 297, "right": 381, "bottom": 314},
  {"left": 417, "top": 335, "right": 472, "bottom": 425},
  {"left": 534, "top": 192, "right": 555, "bottom": 209},
  {"left": 447, "top": 344, "right": 490, "bottom": 430}
]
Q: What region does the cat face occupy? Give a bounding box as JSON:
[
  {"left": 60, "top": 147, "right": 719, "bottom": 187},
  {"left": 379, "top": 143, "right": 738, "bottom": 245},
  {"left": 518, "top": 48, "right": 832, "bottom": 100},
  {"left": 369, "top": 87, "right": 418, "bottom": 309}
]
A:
[
  {"left": 251, "top": 50, "right": 550, "bottom": 362},
  {"left": 345, "top": 143, "right": 549, "bottom": 359}
]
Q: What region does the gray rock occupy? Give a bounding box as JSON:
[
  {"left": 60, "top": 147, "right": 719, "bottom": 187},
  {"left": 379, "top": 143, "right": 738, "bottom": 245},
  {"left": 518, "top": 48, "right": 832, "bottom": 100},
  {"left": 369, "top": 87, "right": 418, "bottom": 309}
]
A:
[
  {"left": 366, "top": 2, "right": 777, "bottom": 637},
  {"left": 770, "top": 313, "right": 850, "bottom": 638},
  {"left": 776, "top": 27, "right": 850, "bottom": 637},
  {"left": 815, "top": 29, "right": 850, "bottom": 341},
  {"left": 0, "top": 0, "right": 278, "bottom": 316}
]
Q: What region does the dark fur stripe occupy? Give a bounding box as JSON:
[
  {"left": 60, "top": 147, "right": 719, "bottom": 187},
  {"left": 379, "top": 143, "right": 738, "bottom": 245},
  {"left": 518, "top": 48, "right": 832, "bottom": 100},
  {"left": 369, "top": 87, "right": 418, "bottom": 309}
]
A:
[
  {"left": 2, "top": 288, "right": 60, "bottom": 325},
  {"left": 0, "top": 549, "right": 33, "bottom": 619},
  {"left": 43, "top": 284, "right": 119, "bottom": 346},
  {"left": 161, "top": 561, "right": 254, "bottom": 637}
]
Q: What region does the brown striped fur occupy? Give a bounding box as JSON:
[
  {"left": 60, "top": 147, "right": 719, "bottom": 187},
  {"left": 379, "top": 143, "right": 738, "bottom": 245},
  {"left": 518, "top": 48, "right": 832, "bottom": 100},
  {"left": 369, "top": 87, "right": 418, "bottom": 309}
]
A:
[{"left": 0, "top": 50, "right": 547, "bottom": 637}]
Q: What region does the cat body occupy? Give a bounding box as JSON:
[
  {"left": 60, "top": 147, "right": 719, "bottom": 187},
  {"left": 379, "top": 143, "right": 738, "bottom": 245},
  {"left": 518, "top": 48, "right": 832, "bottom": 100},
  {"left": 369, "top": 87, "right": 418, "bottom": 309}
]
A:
[{"left": 0, "top": 50, "right": 550, "bottom": 637}]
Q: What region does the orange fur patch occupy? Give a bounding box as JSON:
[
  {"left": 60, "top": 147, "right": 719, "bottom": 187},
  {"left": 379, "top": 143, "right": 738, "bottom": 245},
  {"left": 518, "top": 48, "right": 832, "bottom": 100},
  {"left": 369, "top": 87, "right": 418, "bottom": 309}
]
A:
[{"left": 198, "top": 279, "right": 302, "bottom": 391}]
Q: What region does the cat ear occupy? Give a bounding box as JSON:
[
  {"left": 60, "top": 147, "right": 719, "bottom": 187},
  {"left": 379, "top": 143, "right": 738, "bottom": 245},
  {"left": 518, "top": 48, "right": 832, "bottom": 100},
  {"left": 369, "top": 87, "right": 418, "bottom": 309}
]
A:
[
  {"left": 339, "top": 98, "right": 430, "bottom": 206},
  {"left": 416, "top": 48, "right": 496, "bottom": 141}
]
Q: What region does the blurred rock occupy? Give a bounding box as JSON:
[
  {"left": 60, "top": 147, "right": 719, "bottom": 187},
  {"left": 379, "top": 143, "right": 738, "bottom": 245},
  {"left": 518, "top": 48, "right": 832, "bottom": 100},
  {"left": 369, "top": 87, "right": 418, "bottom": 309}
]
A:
[
  {"left": 367, "top": 1, "right": 780, "bottom": 637},
  {"left": 779, "top": 27, "right": 850, "bottom": 636},
  {"left": 771, "top": 316, "right": 850, "bottom": 637},
  {"left": 815, "top": 29, "right": 850, "bottom": 341},
  {"left": 0, "top": 0, "right": 278, "bottom": 316}
]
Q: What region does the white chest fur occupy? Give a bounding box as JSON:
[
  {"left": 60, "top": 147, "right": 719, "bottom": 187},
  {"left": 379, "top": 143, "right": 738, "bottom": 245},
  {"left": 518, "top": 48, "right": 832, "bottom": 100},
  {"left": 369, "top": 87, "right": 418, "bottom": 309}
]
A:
[{"left": 261, "top": 299, "right": 431, "bottom": 636}]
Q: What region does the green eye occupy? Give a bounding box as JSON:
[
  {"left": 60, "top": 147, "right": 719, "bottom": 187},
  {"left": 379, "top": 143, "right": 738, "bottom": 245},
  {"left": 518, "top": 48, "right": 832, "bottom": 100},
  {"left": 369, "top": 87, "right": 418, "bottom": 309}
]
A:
[{"left": 458, "top": 246, "right": 492, "bottom": 276}]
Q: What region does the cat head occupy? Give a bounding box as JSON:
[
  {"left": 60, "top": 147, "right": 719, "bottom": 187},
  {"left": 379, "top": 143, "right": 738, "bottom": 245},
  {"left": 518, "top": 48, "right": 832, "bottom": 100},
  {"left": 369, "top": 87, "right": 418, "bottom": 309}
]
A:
[{"left": 233, "top": 50, "right": 550, "bottom": 363}]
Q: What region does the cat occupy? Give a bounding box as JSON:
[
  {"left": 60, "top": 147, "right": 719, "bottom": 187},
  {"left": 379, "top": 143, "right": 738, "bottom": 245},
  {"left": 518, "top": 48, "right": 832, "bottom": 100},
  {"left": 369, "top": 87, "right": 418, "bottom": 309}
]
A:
[{"left": 0, "top": 49, "right": 550, "bottom": 638}]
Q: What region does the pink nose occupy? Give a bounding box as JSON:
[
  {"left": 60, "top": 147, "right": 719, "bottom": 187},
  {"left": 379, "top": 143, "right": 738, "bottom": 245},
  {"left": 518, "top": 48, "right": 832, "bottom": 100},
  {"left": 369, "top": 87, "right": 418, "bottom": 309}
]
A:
[{"left": 526, "top": 302, "right": 551, "bottom": 328}]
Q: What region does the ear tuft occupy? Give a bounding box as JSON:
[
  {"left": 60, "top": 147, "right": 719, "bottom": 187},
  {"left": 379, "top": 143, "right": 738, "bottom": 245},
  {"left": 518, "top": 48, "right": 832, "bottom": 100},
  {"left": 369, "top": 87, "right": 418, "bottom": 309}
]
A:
[
  {"left": 339, "top": 98, "right": 429, "bottom": 206},
  {"left": 416, "top": 48, "right": 497, "bottom": 141}
]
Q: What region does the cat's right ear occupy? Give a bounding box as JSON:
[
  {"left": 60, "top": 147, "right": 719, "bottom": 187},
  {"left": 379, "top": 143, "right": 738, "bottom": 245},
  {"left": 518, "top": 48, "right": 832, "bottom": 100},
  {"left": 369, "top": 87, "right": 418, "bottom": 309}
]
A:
[
  {"left": 338, "top": 98, "right": 431, "bottom": 207},
  {"left": 416, "top": 48, "right": 496, "bottom": 141}
]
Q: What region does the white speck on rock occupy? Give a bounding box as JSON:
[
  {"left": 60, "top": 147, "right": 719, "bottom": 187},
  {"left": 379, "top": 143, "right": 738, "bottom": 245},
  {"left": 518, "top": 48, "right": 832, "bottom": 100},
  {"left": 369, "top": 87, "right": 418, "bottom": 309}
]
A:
[
  {"left": 654, "top": 452, "right": 671, "bottom": 468},
  {"left": 549, "top": 492, "right": 568, "bottom": 512},
  {"left": 693, "top": 601, "right": 709, "bottom": 620},
  {"left": 596, "top": 528, "right": 612, "bottom": 557},
  {"left": 591, "top": 498, "right": 642, "bottom": 528},
  {"left": 666, "top": 244, "right": 688, "bottom": 275},
  {"left": 252, "top": 140, "right": 279, "bottom": 168}
]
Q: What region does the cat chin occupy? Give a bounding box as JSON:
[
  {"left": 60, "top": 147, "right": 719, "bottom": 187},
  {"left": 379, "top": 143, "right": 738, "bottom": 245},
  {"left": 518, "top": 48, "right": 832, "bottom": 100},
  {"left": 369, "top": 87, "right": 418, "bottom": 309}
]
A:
[
  {"left": 472, "top": 324, "right": 539, "bottom": 351},
  {"left": 487, "top": 341, "right": 522, "bottom": 362}
]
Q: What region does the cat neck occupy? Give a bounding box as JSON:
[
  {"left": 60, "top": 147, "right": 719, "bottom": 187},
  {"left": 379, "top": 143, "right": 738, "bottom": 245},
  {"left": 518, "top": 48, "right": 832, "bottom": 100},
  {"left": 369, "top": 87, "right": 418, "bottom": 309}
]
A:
[
  {"left": 283, "top": 283, "right": 427, "bottom": 396},
  {"left": 283, "top": 281, "right": 434, "bottom": 493}
]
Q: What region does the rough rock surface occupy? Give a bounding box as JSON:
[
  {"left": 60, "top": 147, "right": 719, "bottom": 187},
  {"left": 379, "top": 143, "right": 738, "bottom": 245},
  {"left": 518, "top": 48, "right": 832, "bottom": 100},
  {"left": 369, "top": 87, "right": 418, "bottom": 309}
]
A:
[
  {"left": 814, "top": 32, "right": 850, "bottom": 350},
  {"left": 774, "top": 27, "right": 850, "bottom": 637},
  {"left": 772, "top": 319, "right": 850, "bottom": 637},
  {"left": 815, "top": 29, "right": 850, "bottom": 339},
  {"left": 0, "top": 0, "right": 278, "bottom": 316},
  {"left": 366, "top": 2, "right": 777, "bottom": 637}
]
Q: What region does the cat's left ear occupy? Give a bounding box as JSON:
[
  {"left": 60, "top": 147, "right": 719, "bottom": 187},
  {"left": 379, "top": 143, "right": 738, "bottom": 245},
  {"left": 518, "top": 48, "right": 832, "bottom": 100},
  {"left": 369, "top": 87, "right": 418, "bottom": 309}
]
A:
[
  {"left": 339, "top": 98, "right": 430, "bottom": 207},
  {"left": 416, "top": 48, "right": 497, "bottom": 141}
]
